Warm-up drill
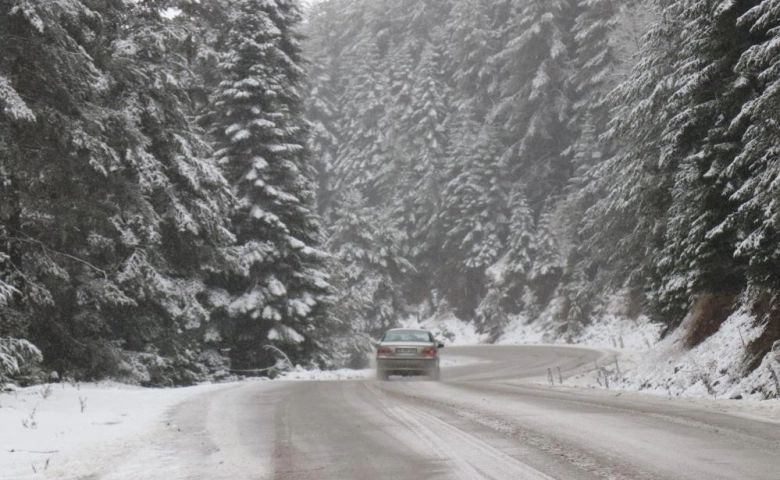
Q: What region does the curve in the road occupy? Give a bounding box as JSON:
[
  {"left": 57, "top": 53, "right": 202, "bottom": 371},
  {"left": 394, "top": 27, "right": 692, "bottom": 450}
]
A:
[{"left": 102, "top": 345, "right": 780, "bottom": 480}]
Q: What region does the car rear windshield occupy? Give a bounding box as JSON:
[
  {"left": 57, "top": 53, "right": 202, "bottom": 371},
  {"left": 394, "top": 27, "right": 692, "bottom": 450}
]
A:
[{"left": 382, "top": 330, "right": 432, "bottom": 342}]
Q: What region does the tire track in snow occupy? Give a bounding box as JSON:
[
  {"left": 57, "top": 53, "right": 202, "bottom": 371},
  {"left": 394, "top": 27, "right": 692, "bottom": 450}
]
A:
[
  {"left": 380, "top": 380, "right": 780, "bottom": 480},
  {"left": 362, "top": 382, "right": 555, "bottom": 480},
  {"left": 273, "top": 382, "right": 443, "bottom": 479}
]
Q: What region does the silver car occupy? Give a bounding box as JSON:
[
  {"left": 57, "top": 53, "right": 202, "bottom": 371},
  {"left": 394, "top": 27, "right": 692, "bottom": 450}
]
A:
[{"left": 375, "top": 328, "right": 443, "bottom": 380}]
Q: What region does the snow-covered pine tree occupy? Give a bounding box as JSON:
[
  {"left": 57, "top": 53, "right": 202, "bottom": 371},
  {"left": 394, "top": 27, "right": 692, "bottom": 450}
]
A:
[
  {"left": 0, "top": 1, "right": 106, "bottom": 362},
  {"left": 488, "top": 0, "right": 575, "bottom": 210},
  {"left": 105, "top": 2, "right": 239, "bottom": 382},
  {"left": 304, "top": 0, "right": 428, "bottom": 359},
  {"left": 174, "top": 0, "right": 230, "bottom": 119},
  {"left": 543, "top": 0, "right": 623, "bottom": 331},
  {"left": 436, "top": 113, "right": 505, "bottom": 316},
  {"left": 0, "top": 0, "right": 239, "bottom": 383},
  {"left": 394, "top": 41, "right": 451, "bottom": 270},
  {"left": 503, "top": 191, "right": 536, "bottom": 290},
  {"left": 478, "top": 190, "right": 536, "bottom": 331},
  {"left": 528, "top": 209, "right": 566, "bottom": 311},
  {"left": 0, "top": 264, "right": 40, "bottom": 381},
  {"left": 580, "top": 0, "right": 682, "bottom": 315},
  {"left": 569, "top": 0, "right": 620, "bottom": 133},
  {"left": 332, "top": 36, "right": 392, "bottom": 205},
  {"left": 303, "top": 2, "right": 343, "bottom": 218},
  {"left": 650, "top": 0, "right": 755, "bottom": 325},
  {"left": 380, "top": 0, "right": 450, "bottom": 50},
  {"left": 379, "top": 41, "right": 416, "bottom": 242},
  {"left": 727, "top": 0, "right": 780, "bottom": 288},
  {"left": 446, "top": 0, "right": 503, "bottom": 119},
  {"left": 326, "top": 190, "right": 412, "bottom": 338},
  {"left": 382, "top": 42, "right": 415, "bottom": 147},
  {"left": 209, "top": 0, "right": 332, "bottom": 371},
  {"left": 610, "top": 0, "right": 660, "bottom": 79},
  {"left": 0, "top": 42, "right": 34, "bottom": 348}
]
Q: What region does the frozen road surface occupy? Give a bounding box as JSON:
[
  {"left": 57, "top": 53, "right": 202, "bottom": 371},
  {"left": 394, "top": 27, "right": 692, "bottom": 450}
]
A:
[{"left": 110, "top": 346, "right": 780, "bottom": 480}]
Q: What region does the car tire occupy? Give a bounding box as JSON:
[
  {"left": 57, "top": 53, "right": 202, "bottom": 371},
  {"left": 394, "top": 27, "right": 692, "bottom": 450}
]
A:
[{"left": 429, "top": 366, "right": 440, "bottom": 381}]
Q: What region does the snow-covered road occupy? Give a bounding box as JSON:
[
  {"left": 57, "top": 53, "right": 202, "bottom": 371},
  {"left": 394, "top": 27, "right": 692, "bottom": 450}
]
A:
[{"left": 3, "top": 345, "right": 779, "bottom": 479}]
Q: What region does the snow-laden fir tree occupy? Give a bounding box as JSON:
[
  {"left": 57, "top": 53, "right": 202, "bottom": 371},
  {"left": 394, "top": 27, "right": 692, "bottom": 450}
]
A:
[
  {"left": 726, "top": 0, "right": 780, "bottom": 289},
  {"left": 209, "top": 0, "right": 332, "bottom": 370},
  {"left": 649, "top": 0, "right": 755, "bottom": 326},
  {"left": 326, "top": 190, "right": 412, "bottom": 339},
  {"left": 580, "top": 0, "right": 682, "bottom": 317},
  {"left": 109, "top": 2, "right": 240, "bottom": 380},
  {"left": 1, "top": 0, "right": 236, "bottom": 383},
  {"left": 488, "top": 0, "right": 575, "bottom": 209},
  {"left": 332, "top": 37, "right": 392, "bottom": 205},
  {"left": 569, "top": 0, "right": 621, "bottom": 132},
  {"left": 565, "top": 0, "right": 621, "bottom": 197},
  {"left": 0, "top": 268, "right": 41, "bottom": 381},
  {"left": 438, "top": 112, "right": 508, "bottom": 315},
  {"left": 0, "top": 1, "right": 104, "bottom": 356},
  {"left": 394, "top": 41, "right": 451, "bottom": 266},
  {"left": 445, "top": 0, "right": 502, "bottom": 119},
  {"left": 528, "top": 210, "right": 566, "bottom": 310},
  {"left": 502, "top": 191, "right": 536, "bottom": 294},
  {"left": 303, "top": 1, "right": 346, "bottom": 218},
  {"left": 476, "top": 190, "right": 535, "bottom": 338},
  {"left": 382, "top": 42, "right": 415, "bottom": 146}
]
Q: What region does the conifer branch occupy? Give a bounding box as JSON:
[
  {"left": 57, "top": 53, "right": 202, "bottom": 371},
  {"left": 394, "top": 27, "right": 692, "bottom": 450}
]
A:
[{"left": 4, "top": 231, "right": 108, "bottom": 279}]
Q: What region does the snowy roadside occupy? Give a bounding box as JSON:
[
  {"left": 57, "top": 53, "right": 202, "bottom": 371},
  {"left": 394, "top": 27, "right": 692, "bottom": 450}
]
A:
[
  {"left": 392, "top": 303, "right": 777, "bottom": 407},
  {"left": 399, "top": 313, "right": 488, "bottom": 345},
  {"left": 496, "top": 309, "right": 780, "bottom": 418},
  {"left": 3, "top": 306, "right": 777, "bottom": 478},
  {"left": 0, "top": 380, "right": 233, "bottom": 479},
  {"left": 0, "top": 353, "right": 485, "bottom": 479}
]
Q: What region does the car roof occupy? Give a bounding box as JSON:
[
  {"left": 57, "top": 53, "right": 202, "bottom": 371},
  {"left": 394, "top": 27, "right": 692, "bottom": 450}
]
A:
[{"left": 385, "top": 328, "right": 429, "bottom": 332}]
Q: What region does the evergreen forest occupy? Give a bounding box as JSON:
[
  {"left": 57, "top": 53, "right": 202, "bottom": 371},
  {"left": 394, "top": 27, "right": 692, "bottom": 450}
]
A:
[
  {"left": 2, "top": 0, "right": 780, "bottom": 387},
  {"left": 1, "top": 0, "right": 334, "bottom": 384},
  {"left": 305, "top": 0, "right": 780, "bottom": 377}
]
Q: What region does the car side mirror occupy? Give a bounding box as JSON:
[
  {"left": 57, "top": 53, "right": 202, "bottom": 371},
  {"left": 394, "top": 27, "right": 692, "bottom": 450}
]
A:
[{"left": 437, "top": 342, "right": 445, "bottom": 349}]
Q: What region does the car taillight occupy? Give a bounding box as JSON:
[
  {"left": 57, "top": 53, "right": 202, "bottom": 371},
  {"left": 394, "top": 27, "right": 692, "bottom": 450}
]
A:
[
  {"left": 377, "top": 346, "right": 393, "bottom": 355},
  {"left": 420, "top": 347, "right": 437, "bottom": 356}
]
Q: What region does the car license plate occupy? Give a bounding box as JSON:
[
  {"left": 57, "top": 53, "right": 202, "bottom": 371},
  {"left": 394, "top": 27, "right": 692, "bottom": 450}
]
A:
[{"left": 396, "top": 348, "right": 417, "bottom": 354}]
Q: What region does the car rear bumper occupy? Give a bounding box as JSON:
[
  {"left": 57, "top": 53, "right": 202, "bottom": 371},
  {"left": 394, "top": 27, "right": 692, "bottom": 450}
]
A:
[{"left": 376, "top": 357, "right": 438, "bottom": 372}]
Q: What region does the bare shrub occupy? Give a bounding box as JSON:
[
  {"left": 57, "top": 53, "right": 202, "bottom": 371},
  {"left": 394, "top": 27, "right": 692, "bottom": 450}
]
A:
[
  {"left": 597, "top": 367, "right": 610, "bottom": 389},
  {"left": 31, "top": 458, "right": 50, "bottom": 474},
  {"left": 689, "top": 359, "right": 717, "bottom": 397},
  {"left": 22, "top": 407, "right": 37, "bottom": 429},
  {"left": 39, "top": 383, "right": 52, "bottom": 399}
]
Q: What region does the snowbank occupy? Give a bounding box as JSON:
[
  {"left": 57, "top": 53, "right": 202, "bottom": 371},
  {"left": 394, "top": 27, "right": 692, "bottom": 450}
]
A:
[
  {"left": 497, "top": 314, "right": 549, "bottom": 345},
  {"left": 276, "top": 367, "right": 373, "bottom": 381},
  {"left": 498, "top": 310, "right": 663, "bottom": 350},
  {"left": 3, "top": 309, "right": 775, "bottom": 478},
  {"left": 496, "top": 302, "right": 779, "bottom": 403},
  {"left": 0, "top": 381, "right": 228, "bottom": 479},
  {"left": 399, "top": 312, "right": 488, "bottom": 345},
  {"left": 616, "top": 309, "right": 780, "bottom": 401},
  {"left": 0, "top": 354, "right": 493, "bottom": 478}
]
